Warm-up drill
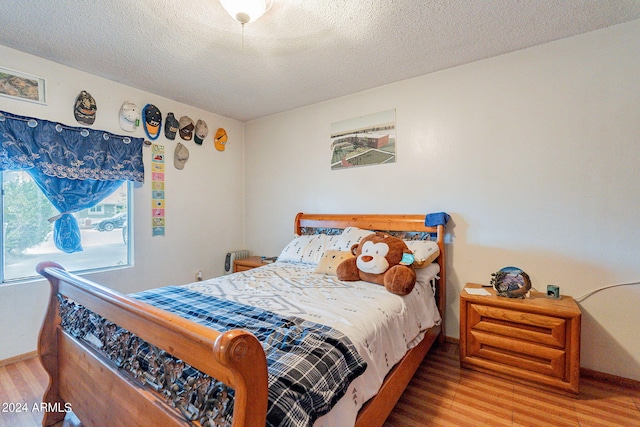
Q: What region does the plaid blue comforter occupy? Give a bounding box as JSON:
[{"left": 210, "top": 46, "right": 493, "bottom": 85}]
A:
[{"left": 133, "top": 286, "right": 367, "bottom": 427}]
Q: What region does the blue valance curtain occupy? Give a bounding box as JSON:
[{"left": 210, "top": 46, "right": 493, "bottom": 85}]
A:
[{"left": 0, "top": 110, "right": 144, "bottom": 253}]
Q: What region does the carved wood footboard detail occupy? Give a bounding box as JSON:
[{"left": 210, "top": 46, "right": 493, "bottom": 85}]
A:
[
  {"left": 36, "top": 261, "right": 268, "bottom": 427},
  {"left": 56, "top": 295, "right": 235, "bottom": 425}
]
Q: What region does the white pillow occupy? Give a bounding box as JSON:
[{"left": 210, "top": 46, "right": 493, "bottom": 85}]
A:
[
  {"left": 404, "top": 240, "right": 440, "bottom": 268},
  {"left": 324, "top": 234, "right": 341, "bottom": 251},
  {"left": 277, "top": 234, "right": 327, "bottom": 265},
  {"left": 329, "top": 227, "right": 374, "bottom": 251}
]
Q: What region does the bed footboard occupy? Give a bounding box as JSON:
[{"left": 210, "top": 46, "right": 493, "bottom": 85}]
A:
[{"left": 36, "top": 261, "right": 268, "bottom": 427}]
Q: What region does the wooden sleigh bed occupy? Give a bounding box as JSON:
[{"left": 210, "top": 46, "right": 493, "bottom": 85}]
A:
[{"left": 36, "top": 213, "right": 447, "bottom": 427}]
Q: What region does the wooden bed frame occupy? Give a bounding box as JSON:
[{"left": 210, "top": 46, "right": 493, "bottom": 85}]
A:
[{"left": 37, "top": 213, "right": 446, "bottom": 427}]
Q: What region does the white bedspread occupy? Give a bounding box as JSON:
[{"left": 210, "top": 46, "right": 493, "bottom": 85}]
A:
[{"left": 183, "top": 261, "right": 441, "bottom": 427}]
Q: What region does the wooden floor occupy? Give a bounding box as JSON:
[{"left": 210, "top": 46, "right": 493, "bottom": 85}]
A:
[
  {"left": 0, "top": 356, "right": 48, "bottom": 427},
  {"left": 1, "top": 343, "right": 639, "bottom": 426},
  {"left": 384, "top": 342, "right": 640, "bottom": 427}
]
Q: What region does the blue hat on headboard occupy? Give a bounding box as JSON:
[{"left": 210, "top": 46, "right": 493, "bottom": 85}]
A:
[{"left": 425, "top": 212, "right": 451, "bottom": 227}]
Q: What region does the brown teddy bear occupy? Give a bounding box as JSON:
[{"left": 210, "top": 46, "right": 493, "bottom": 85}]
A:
[{"left": 336, "top": 232, "right": 416, "bottom": 295}]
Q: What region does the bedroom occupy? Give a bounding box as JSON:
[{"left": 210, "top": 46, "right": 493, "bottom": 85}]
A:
[{"left": 0, "top": 1, "right": 639, "bottom": 425}]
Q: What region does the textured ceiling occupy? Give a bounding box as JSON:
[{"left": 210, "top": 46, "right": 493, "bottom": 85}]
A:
[{"left": 1, "top": 1, "right": 640, "bottom": 121}]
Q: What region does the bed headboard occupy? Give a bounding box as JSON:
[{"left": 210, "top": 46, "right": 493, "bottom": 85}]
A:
[{"left": 294, "top": 213, "right": 447, "bottom": 339}]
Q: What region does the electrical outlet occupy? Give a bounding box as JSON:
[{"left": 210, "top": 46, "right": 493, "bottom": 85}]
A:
[{"left": 196, "top": 271, "right": 203, "bottom": 281}]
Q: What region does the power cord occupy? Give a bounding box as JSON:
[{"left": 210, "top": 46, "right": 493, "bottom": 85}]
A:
[{"left": 574, "top": 281, "right": 640, "bottom": 303}]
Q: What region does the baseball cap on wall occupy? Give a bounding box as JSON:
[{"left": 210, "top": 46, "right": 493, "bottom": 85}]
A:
[
  {"left": 74, "top": 90, "right": 97, "bottom": 125},
  {"left": 179, "top": 116, "right": 194, "bottom": 140},
  {"left": 174, "top": 142, "right": 189, "bottom": 170},
  {"left": 119, "top": 101, "right": 139, "bottom": 132},
  {"left": 143, "top": 104, "right": 162, "bottom": 140},
  {"left": 194, "top": 120, "right": 209, "bottom": 145},
  {"left": 165, "top": 112, "right": 179, "bottom": 140},
  {"left": 214, "top": 128, "right": 228, "bottom": 151}
]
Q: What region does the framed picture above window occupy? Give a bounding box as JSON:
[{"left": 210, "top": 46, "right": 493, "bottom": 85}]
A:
[{"left": 0, "top": 66, "right": 47, "bottom": 104}]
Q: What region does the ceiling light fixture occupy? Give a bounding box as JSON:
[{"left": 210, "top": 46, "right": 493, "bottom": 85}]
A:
[{"left": 219, "top": 0, "right": 273, "bottom": 25}]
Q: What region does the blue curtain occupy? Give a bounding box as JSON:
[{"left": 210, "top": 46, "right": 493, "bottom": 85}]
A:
[{"left": 0, "top": 110, "right": 144, "bottom": 253}]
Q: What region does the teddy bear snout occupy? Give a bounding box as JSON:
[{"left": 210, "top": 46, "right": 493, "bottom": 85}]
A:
[{"left": 361, "top": 255, "right": 373, "bottom": 262}]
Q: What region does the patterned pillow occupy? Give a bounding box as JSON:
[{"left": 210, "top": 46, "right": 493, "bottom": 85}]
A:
[
  {"left": 314, "top": 250, "right": 355, "bottom": 275},
  {"left": 405, "top": 240, "right": 440, "bottom": 268},
  {"left": 329, "top": 227, "right": 374, "bottom": 251},
  {"left": 277, "top": 234, "right": 327, "bottom": 265}
]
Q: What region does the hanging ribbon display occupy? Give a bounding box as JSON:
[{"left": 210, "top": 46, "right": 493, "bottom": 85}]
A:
[{"left": 151, "top": 144, "right": 165, "bottom": 236}]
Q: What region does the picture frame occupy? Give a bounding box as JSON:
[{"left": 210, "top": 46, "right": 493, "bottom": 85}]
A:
[
  {"left": 0, "top": 67, "right": 47, "bottom": 104},
  {"left": 330, "top": 109, "right": 396, "bottom": 170}
]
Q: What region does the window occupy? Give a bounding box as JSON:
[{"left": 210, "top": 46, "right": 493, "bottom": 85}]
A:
[
  {"left": 89, "top": 205, "right": 104, "bottom": 214},
  {"left": 1, "top": 170, "right": 132, "bottom": 283}
]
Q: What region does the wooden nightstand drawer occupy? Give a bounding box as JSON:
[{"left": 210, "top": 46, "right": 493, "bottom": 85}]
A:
[
  {"left": 235, "top": 264, "right": 256, "bottom": 272},
  {"left": 460, "top": 284, "right": 581, "bottom": 395},
  {"left": 233, "top": 256, "right": 265, "bottom": 272},
  {"left": 467, "top": 329, "right": 567, "bottom": 379},
  {"left": 467, "top": 303, "right": 567, "bottom": 348}
]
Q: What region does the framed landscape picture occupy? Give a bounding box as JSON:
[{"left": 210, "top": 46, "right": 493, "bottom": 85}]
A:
[
  {"left": 330, "top": 109, "right": 396, "bottom": 170},
  {"left": 0, "top": 67, "right": 46, "bottom": 104}
]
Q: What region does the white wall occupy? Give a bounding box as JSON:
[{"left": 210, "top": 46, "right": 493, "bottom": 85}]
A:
[
  {"left": 0, "top": 46, "right": 245, "bottom": 360},
  {"left": 244, "top": 20, "right": 640, "bottom": 380}
]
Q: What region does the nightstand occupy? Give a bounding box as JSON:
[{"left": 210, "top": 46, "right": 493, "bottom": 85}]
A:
[
  {"left": 233, "top": 256, "right": 266, "bottom": 272},
  {"left": 460, "top": 283, "right": 581, "bottom": 395}
]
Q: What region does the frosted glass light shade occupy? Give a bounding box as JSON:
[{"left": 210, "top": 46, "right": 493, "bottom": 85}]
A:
[{"left": 219, "top": 0, "right": 273, "bottom": 24}]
